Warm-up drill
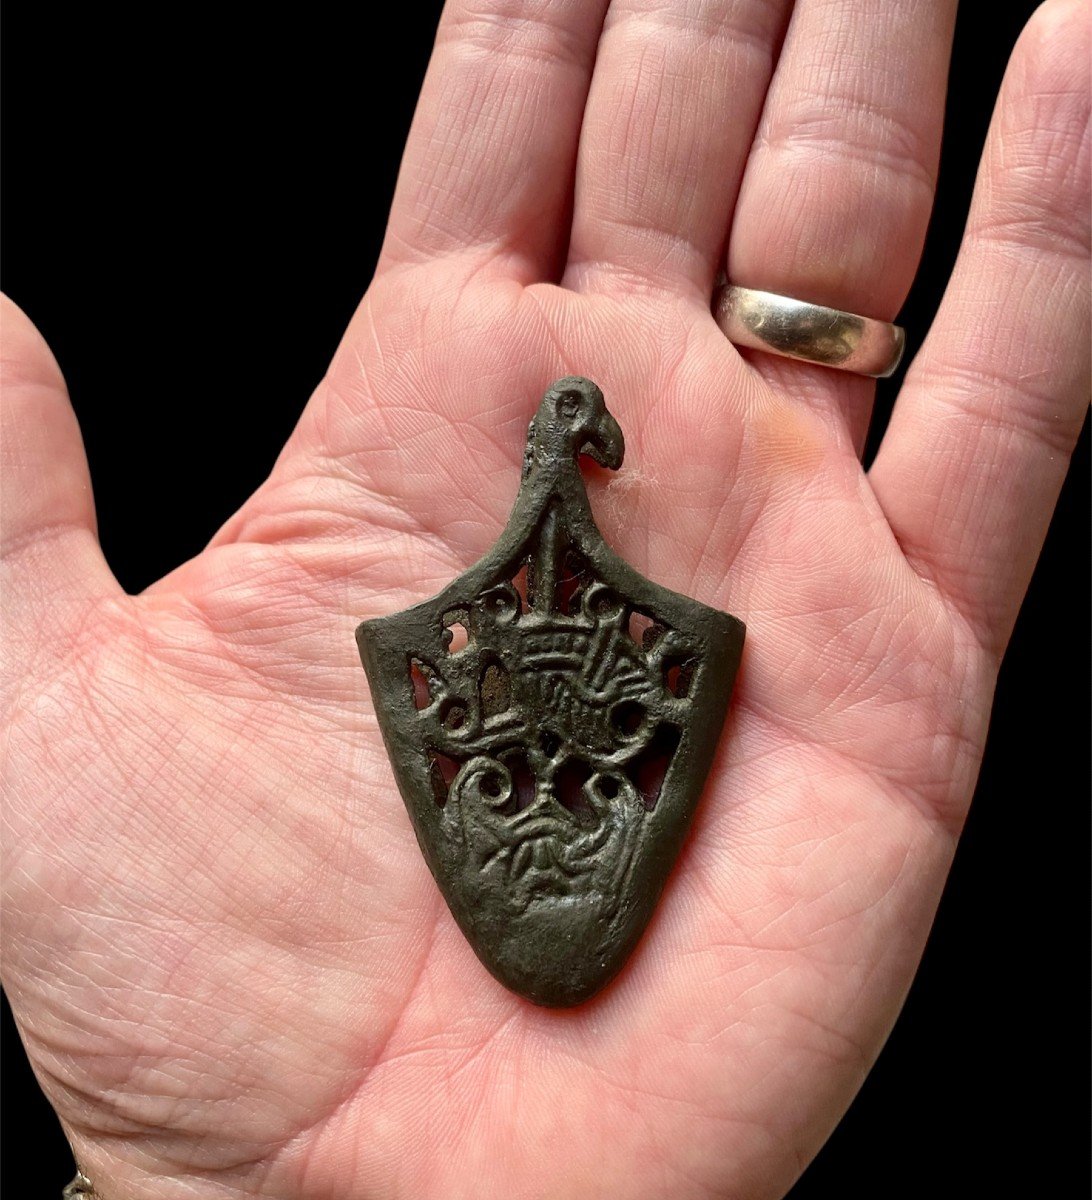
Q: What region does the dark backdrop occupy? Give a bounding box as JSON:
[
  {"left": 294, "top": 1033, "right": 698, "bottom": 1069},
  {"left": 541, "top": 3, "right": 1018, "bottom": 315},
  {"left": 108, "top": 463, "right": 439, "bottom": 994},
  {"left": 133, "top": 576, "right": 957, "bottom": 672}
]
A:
[{"left": 3, "top": 2, "right": 1088, "bottom": 1196}]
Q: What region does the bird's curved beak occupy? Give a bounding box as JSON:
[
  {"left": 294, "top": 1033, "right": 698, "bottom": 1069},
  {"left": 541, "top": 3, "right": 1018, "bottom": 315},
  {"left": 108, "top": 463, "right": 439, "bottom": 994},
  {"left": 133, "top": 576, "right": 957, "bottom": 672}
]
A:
[{"left": 579, "top": 410, "right": 625, "bottom": 471}]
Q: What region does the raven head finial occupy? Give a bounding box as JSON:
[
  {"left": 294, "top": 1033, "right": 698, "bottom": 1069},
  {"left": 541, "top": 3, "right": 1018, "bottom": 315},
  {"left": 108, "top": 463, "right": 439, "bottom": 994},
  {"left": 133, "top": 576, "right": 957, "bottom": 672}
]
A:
[{"left": 532, "top": 376, "right": 624, "bottom": 472}]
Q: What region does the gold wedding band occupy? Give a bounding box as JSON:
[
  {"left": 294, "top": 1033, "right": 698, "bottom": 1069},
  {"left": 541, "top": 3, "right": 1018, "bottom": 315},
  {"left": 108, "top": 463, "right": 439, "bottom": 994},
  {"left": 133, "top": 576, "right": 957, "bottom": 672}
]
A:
[{"left": 712, "top": 284, "right": 905, "bottom": 379}]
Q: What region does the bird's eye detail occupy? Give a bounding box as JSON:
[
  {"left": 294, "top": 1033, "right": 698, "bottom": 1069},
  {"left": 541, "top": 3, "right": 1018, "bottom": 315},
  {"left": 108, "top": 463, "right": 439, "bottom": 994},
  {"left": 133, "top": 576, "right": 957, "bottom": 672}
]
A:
[{"left": 558, "top": 391, "right": 582, "bottom": 419}]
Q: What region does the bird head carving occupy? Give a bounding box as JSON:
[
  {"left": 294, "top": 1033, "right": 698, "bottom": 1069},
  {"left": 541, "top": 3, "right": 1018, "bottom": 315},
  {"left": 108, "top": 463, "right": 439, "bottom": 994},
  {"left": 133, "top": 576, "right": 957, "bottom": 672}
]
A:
[{"left": 526, "top": 376, "right": 625, "bottom": 475}]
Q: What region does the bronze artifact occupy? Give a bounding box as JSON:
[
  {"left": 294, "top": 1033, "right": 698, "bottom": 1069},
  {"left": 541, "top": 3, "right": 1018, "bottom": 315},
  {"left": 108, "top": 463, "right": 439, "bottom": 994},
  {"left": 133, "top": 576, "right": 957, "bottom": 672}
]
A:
[{"left": 357, "top": 377, "right": 744, "bottom": 1006}]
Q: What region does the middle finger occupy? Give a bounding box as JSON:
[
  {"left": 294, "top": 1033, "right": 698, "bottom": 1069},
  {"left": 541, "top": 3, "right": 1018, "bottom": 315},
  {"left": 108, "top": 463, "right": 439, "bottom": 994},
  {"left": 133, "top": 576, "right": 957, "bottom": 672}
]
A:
[{"left": 562, "top": 0, "right": 794, "bottom": 298}]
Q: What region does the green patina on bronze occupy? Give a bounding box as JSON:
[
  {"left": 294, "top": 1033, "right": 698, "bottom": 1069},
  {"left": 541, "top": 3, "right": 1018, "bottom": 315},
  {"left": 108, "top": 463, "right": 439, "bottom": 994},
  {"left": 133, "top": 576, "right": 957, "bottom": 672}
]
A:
[{"left": 357, "top": 377, "right": 744, "bottom": 1006}]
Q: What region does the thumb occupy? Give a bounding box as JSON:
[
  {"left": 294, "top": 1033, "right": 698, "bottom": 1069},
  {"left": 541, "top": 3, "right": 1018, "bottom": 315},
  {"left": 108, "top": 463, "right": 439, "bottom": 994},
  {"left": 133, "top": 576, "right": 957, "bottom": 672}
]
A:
[{"left": 1, "top": 294, "right": 120, "bottom": 705}]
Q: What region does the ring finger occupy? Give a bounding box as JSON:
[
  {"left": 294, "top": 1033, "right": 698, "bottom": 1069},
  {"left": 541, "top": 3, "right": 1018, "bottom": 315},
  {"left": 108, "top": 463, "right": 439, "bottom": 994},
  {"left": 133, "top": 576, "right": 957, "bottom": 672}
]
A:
[{"left": 727, "top": 0, "right": 958, "bottom": 447}]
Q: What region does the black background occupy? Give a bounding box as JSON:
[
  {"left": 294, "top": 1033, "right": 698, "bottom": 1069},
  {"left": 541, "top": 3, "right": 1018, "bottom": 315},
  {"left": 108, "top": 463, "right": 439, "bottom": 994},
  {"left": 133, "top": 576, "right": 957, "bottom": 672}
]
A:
[{"left": 2, "top": 2, "right": 1088, "bottom": 1196}]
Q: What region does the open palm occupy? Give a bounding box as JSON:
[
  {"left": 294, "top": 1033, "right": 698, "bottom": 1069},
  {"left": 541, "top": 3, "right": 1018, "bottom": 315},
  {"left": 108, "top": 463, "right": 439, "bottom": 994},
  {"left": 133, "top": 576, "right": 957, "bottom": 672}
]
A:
[{"left": 3, "top": 2, "right": 1088, "bottom": 1198}]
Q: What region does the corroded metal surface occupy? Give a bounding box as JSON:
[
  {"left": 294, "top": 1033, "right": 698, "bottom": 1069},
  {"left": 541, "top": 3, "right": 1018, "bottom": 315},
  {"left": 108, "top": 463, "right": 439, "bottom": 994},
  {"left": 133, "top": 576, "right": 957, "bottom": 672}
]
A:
[{"left": 357, "top": 377, "right": 744, "bottom": 1006}]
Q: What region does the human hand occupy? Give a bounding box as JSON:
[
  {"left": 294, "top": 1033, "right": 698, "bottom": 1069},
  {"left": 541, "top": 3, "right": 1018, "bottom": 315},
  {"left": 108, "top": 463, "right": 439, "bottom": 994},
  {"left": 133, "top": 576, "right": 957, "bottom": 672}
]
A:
[{"left": 3, "top": 1, "right": 1088, "bottom": 1197}]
